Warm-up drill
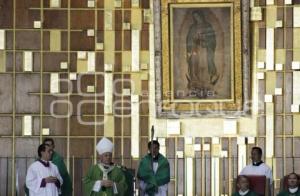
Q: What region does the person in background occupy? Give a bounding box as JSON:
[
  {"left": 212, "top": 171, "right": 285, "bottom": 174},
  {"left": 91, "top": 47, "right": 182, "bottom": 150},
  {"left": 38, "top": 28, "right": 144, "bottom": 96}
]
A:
[
  {"left": 43, "top": 138, "right": 72, "bottom": 196},
  {"left": 240, "top": 147, "right": 273, "bottom": 184},
  {"left": 83, "top": 137, "right": 127, "bottom": 195},
  {"left": 137, "top": 140, "right": 170, "bottom": 196},
  {"left": 232, "top": 175, "right": 258, "bottom": 196},
  {"left": 26, "top": 143, "right": 63, "bottom": 196},
  {"left": 277, "top": 172, "right": 300, "bottom": 196}
]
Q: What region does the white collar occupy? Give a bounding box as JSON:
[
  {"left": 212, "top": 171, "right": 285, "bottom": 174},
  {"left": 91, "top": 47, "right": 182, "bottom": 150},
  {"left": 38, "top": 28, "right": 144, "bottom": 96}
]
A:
[
  {"left": 238, "top": 189, "right": 249, "bottom": 196},
  {"left": 289, "top": 187, "right": 298, "bottom": 193}
]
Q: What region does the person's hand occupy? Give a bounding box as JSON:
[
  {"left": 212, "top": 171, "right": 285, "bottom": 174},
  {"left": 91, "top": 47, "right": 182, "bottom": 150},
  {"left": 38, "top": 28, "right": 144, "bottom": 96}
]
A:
[
  {"left": 45, "top": 176, "right": 58, "bottom": 183},
  {"left": 101, "top": 180, "right": 114, "bottom": 188}
]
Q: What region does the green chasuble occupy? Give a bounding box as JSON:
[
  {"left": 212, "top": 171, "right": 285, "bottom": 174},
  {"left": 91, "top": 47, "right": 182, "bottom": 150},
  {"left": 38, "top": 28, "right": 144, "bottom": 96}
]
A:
[
  {"left": 277, "top": 189, "right": 300, "bottom": 196},
  {"left": 83, "top": 164, "right": 127, "bottom": 196},
  {"left": 232, "top": 190, "right": 258, "bottom": 196},
  {"left": 52, "top": 151, "right": 73, "bottom": 196},
  {"left": 137, "top": 153, "right": 170, "bottom": 196}
]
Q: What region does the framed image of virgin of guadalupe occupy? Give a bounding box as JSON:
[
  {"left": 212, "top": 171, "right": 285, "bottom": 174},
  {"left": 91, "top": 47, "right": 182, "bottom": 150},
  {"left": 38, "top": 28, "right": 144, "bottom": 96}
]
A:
[{"left": 154, "top": 0, "right": 251, "bottom": 117}]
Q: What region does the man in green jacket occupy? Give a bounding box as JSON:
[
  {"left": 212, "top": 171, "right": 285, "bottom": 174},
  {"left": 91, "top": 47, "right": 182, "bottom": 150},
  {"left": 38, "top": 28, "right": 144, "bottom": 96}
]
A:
[
  {"left": 137, "top": 140, "right": 170, "bottom": 196},
  {"left": 43, "top": 138, "right": 73, "bottom": 196},
  {"left": 278, "top": 172, "right": 300, "bottom": 196},
  {"left": 83, "top": 137, "right": 127, "bottom": 196}
]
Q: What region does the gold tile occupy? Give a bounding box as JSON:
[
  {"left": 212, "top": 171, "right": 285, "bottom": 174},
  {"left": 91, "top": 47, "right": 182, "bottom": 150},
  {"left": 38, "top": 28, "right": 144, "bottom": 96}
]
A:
[
  {"left": 275, "top": 49, "right": 286, "bottom": 64},
  {"left": 143, "top": 9, "right": 153, "bottom": 23},
  {"left": 105, "top": 11, "right": 113, "bottom": 30},
  {"left": 266, "top": 7, "right": 276, "bottom": 28},
  {"left": 104, "top": 52, "right": 115, "bottom": 66},
  {"left": 257, "top": 49, "right": 266, "bottom": 62},
  {"left": 212, "top": 144, "right": 221, "bottom": 156},
  {"left": 104, "top": 0, "right": 114, "bottom": 9},
  {"left": 131, "top": 9, "right": 142, "bottom": 30},
  {"left": 293, "top": 115, "right": 300, "bottom": 136},
  {"left": 131, "top": 73, "right": 141, "bottom": 94},
  {"left": 77, "top": 60, "right": 87, "bottom": 73},
  {"left": 140, "top": 72, "right": 148, "bottom": 80},
  {"left": 265, "top": 72, "right": 276, "bottom": 94},
  {"left": 0, "top": 51, "right": 6, "bottom": 72},
  {"left": 294, "top": 29, "right": 300, "bottom": 49},
  {"left": 122, "top": 51, "right": 131, "bottom": 72},
  {"left": 104, "top": 115, "right": 114, "bottom": 137},
  {"left": 294, "top": 49, "right": 300, "bottom": 61},
  {"left": 50, "top": 30, "right": 61, "bottom": 51},
  {"left": 104, "top": 31, "right": 115, "bottom": 51}
]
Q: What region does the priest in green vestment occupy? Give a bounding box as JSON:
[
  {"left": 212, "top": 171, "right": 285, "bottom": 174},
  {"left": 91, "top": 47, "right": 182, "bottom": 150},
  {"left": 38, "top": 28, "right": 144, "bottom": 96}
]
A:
[
  {"left": 83, "top": 137, "right": 127, "bottom": 196},
  {"left": 278, "top": 172, "right": 300, "bottom": 196},
  {"left": 232, "top": 175, "right": 258, "bottom": 196},
  {"left": 44, "top": 138, "right": 73, "bottom": 196},
  {"left": 137, "top": 140, "right": 170, "bottom": 196}
]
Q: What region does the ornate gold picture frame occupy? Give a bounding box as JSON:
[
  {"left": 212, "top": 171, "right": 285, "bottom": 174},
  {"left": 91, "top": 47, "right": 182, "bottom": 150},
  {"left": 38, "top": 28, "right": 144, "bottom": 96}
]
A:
[{"left": 154, "top": 0, "right": 251, "bottom": 117}]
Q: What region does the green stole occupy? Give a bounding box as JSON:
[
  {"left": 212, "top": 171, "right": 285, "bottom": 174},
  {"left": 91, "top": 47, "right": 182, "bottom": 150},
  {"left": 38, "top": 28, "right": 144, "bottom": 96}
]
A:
[
  {"left": 52, "top": 151, "right": 73, "bottom": 196},
  {"left": 137, "top": 153, "right": 170, "bottom": 196},
  {"left": 83, "top": 164, "right": 127, "bottom": 196}
]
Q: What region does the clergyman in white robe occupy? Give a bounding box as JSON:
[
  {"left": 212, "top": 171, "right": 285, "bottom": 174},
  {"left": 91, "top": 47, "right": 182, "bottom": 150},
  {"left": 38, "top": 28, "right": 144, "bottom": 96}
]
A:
[
  {"left": 26, "top": 160, "right": 63, "bottom": 196},
  {"left": 240, "top": 162, "right": 273, "bottom": 184}
]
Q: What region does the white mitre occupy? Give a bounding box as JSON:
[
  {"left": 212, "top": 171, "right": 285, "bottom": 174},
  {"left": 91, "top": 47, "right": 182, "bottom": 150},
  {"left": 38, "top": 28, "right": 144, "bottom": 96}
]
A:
[{"left": 96, "top": 137, "right": 114, "bottom": 155}]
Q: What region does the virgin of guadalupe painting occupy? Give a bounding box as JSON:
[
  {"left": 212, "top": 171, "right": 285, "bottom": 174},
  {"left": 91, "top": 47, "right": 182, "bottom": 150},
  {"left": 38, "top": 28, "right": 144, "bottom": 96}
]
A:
[
  {"left": 170, "top": 5, "right": 233, "bottom": 100},
  {"left": 155, "top": 0, "right": 250, "bottom": 117}
]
